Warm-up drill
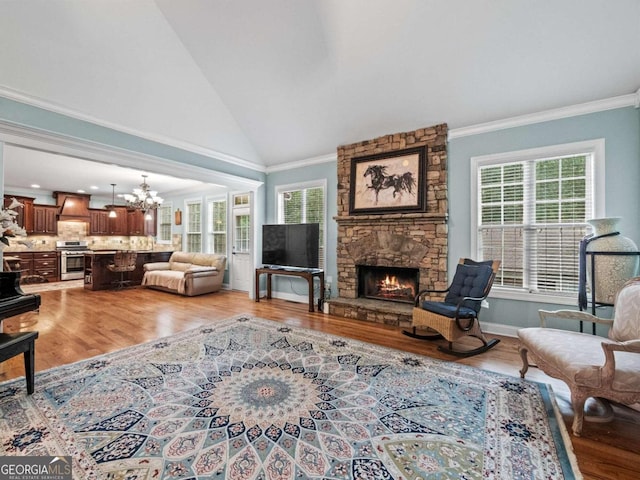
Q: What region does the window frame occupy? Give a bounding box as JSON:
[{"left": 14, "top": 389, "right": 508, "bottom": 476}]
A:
[
  {"left": 275, "top": 179, "right": 327, "bottom": 270},
  {"left": 470, "top": 139, "right": 605, "bottom": 304},
  {"left": 156, "top": 202, "right": 173, "bottom": 245},
  {"left": 206, "top": 195, "right": 228, "bottom": 256},
  {"left": 184, "top": 198, "right": 203, "bottom": 253}
]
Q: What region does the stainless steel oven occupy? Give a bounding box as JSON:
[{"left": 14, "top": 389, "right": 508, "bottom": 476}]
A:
[{"left": 57, "top": 241, "right": 90, "bottom": 281}]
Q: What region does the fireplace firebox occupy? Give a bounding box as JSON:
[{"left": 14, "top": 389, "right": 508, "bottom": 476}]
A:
[{"left": 358, "top": 265, "right": 419, "bottom": 304}]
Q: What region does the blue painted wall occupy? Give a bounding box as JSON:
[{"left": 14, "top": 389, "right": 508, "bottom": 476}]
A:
[
  {"left": 448, "top": 106, "right": 640, "bottom": 331},
  {"left": 263, "top": 162, "right": 338, "bottom": 300}
]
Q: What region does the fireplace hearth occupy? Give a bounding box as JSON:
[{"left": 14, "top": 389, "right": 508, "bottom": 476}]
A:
[{"left": 358, "top": 265, "right": 419, "bottom": 304}]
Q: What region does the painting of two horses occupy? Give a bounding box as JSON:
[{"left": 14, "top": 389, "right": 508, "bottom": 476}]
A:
[{"left": 350, "top": 147, "right": 427, "bottom": 214}]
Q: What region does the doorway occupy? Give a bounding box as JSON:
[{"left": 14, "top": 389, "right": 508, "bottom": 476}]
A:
[{"left": 231, "top": 193, "right": 252, "bottom": 292}]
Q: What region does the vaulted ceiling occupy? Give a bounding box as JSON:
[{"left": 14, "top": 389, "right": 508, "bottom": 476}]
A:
[{"left": 1, "top": 0, "right": 639, "bottom": 174}]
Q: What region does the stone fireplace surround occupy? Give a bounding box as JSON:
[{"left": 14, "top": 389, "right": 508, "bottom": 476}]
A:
[{"left": 328, "top": 124, "right": 449, "bottom": 328}]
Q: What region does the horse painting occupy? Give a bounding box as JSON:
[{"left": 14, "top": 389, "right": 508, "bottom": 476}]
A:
[{"left": 363, "top": 164, "right": 416, "bottom": 204}]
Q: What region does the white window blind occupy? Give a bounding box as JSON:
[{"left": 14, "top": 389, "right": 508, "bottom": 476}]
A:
[
  {"left": 277, "top": 183, "right": 325, "bottom": 269},
  {"left": 157, "top": 204, "right": 172, "bottom": 243},
  {"left": 207, "top": 198, "right": 227, "bottom": 254},
  {"left": 476, "top": 148, "right": 597, "bottom": 299},
  {"left": 185, "top": 200, "right": 202, "bottom": 253}
]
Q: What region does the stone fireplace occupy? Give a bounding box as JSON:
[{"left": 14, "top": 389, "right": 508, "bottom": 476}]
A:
[{"left": 328, "top": 124, "right": 449, "bottom": 327}]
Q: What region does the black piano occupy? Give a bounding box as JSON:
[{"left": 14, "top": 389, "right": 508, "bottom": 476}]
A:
[
  {"left": 0, "top": 271, "right": 41, "bottom": 321},
  {"left": 0, "top": 271, "right": 41, "bottom": 394}
]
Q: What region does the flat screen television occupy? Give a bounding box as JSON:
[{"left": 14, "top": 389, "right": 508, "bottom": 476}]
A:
[{"left": 262, "top": 223, "right": 320, "bottom": 269}]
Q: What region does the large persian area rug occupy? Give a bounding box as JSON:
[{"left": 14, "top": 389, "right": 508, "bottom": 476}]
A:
[{"left": 0, "top": 315, "right": 581, "bottom": 479}]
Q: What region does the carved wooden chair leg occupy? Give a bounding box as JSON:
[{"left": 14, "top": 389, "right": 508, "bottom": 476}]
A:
[{"left": 519, "top": 346, "right": 530, "bottom": 378}]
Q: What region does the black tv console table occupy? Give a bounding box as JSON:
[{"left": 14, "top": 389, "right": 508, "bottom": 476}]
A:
[{"left": 255, "top": 267, "right": 324, "bottom": 312}]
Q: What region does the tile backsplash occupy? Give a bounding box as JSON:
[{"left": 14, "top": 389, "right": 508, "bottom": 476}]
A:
[{"left": 4, "top": 221, "right": 178, "bottom": 252}]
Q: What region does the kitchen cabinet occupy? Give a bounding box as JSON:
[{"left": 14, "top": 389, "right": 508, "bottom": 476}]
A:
[
  {"left": 127, "top": 210, "right": 145, "bottom": 236},
  {"left": 3, "top": 196, "right": 34, "bottom": 232},
  {"left": 108, "top": 206, "right": 128, "bottom": 235},
  {"left": 90, "top": 207, "right": 129, "bottom": 235},
  {"left": 89, "top": 209, "right": 109, "bottom": 235},
  {"left": 9, "top": 253, "right": 32, "bottom": 277},
  {"left": 33, "top": 251, "right": 58, "bottom": 280},
  {"left": 32, "top": 204, "right": 59, "bottom": 234},
  {"left": 127, "top": 209, "right": 157, "bottom": 236},
  {"left": 144, "top": 209, "right": 157, "bottom": 237},
  {"left": 10, "top": 251, "right": 59, "bottom": 282}
]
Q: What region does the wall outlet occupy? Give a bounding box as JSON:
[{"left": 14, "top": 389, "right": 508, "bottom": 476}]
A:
[{"left": 326, "top": 275, "right": 333, "bottom": 284}]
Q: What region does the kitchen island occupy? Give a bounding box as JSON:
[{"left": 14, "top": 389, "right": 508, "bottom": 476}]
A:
[{"left": 84, "top": 250, "right": 172, "bottom": 290}]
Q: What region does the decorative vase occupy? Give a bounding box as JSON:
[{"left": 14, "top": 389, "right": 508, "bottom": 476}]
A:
[{"left": 585, "top": 217, "right": 639, "bottom": 305}]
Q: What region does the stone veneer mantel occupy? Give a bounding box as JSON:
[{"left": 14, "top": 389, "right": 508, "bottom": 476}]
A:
[{"left": 335, "top": 212, "right": 448, "bottom": 224}]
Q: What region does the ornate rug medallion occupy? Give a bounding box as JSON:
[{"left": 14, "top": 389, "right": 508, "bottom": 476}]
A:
[{"left": 0, "top": 315, "right": 581, "bottom": 479}]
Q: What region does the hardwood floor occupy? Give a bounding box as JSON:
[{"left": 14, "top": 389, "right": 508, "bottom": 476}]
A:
[{"left": 1, "top": 285, "right": 639, "bottom": 479}]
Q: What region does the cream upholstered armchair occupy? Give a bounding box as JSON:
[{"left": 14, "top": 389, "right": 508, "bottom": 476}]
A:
[{"left": 518, "top": 277, "right": 640, "bottom": 436}]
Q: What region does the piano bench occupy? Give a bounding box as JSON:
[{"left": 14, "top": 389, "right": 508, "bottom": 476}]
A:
[{"left": 0, "top": 331, "right": 39, "bottom": 394}]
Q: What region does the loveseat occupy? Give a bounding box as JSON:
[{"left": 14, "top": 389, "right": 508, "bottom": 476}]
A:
[{"left": 142, "top": 252, "right": 226, "bottom": 296}]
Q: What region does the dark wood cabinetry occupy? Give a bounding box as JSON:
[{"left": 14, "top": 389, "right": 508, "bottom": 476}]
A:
[
  {"left": 4, "top": 196, "right": 34, "bottom": 232},
  {"left": 33, "top": 252, "right": 58, "bottom": 279},
  {"left": 90, "top": 207, "right": 129, "bottom": 235},
  {"left": 4, "top": 196, "right": 58, "bottom": 235},
  {"left": 127, "top": 209, "right": 157, "bottom": 236},
  {"left": 10, "top": 251, "right": 59, "bottom": 282},
  {"left": 108, "top": 207, "right": 128, "bottom": 235},
  {"left": 9, "top": 253, "right": 32, "bottom": 277},
  {"left": 144, "top": 210, "right": 157, "bottom": 237},
  {"left": 32, "top": 205, "right": 58, "bottom": 234},
  {"left": 89, "top": 209, "right": 109, "bottom": 235}
]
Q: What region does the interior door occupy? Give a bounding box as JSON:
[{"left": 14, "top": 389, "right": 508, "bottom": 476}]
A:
[{"left": 231, "top": 205, "right": 252, "bottom": 292}]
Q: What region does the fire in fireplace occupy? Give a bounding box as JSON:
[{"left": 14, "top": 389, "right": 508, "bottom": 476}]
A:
[{"left": 358, "top": 265, "right": 419, "bottom": 304}]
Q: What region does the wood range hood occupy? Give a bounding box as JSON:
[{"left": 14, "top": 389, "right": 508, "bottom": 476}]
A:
[{"left": 54, "top": 191, "right": 91, "bottom": 222}]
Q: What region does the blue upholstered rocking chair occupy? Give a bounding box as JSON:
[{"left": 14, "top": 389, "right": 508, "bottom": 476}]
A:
[{"left": 403, "top": 258, "right": 501, "bottom": 357}]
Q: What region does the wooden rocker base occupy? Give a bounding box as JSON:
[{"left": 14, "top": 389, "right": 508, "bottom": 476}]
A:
[
  {"left": 402, "top": 327, "right": 443, "bottom": 341},
  {"left": 403, "top": 326, "right": 500, "bottom": 357},
  {"left": 438, "top": 337, "right": 501, "bottom": 358}
]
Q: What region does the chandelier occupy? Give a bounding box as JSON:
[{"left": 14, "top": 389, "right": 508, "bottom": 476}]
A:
[{"left": 123, "top": 175, "right": 163, "bottom": 217}]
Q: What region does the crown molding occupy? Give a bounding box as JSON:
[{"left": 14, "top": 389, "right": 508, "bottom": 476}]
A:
[
  {"left": 266, "top": 152, "right": 337, "bottom": 173},
  {"left": 0, "top": 119, "right": 263, "bottom": 192},
  {"left": 0, "top": 85, "right": 266, "bottom": 173},
  {"left": 448, "top": 93, "right": 638, "bottom": 140}
]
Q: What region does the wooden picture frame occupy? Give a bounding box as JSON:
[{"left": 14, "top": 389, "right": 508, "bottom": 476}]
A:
[
  {"left": 174, "top": 208, "right": 182, "bottom": 225},
  {"left": 349, "top": 146, "right": 427, "bottom": 215}
]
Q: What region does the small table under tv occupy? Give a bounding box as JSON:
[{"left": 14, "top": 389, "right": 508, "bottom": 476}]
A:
[{"left": 255, "top": 267, "right": 324, "bottom": 313}]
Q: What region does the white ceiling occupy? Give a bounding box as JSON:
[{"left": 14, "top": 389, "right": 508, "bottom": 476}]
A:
[
  {"left": 2, "top": 145, "right": 208, "bottom": 201},
  {"left": 1, "top": 0, "right": 639, "bottom": 192}
]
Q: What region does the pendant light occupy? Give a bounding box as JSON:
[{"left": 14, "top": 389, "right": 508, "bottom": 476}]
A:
[{"left": 108, "top": 184, "right": 117, "bottom": 218}]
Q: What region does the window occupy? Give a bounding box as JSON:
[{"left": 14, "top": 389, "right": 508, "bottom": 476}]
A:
[
  {"left": 185, "top": 200, "right": 202, "bottom": 253},
  {"left": 472, "top": 140, "right": 604, "bottom": 302},
  {"left": 157, "top": 203, "right": 172, "bottom": 244},
  {"left": 234, "top": 194, "right": 250, "bottom": 207},
  {"left": 207, "top": 197, "right": 227, "bottom": 254},
  {"left": 276, "top": 181, "right": 326, "bottom": 269}
]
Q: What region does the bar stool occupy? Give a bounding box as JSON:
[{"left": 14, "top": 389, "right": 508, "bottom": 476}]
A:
[{"left": 106, "top": 250, "right": 138, "bottom": 289}]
